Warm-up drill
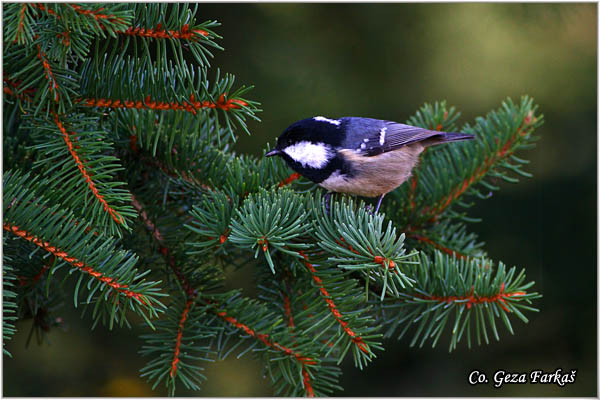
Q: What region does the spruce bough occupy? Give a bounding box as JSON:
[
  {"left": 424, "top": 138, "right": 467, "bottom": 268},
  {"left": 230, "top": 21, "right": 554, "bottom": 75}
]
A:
[{"left": 3, "top": 4, "right": 543, "bottom": 396}]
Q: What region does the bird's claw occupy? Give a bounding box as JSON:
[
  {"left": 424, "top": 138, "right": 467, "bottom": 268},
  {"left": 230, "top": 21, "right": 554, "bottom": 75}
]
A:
[{"left": 324, "top": 192, "right": 332, "bottom": 215}]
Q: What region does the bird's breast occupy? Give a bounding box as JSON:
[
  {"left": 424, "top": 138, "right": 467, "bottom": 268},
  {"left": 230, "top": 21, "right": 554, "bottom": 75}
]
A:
[{"left": 319, "top": 145, "right": 424, "bottom": 197}]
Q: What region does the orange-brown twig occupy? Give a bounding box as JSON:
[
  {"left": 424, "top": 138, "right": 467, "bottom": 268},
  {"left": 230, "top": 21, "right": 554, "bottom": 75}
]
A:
[
  {"left": 130, "top": 196, "right": 199, "bottom": 380},
  {"left": 120, "top": 23, "right": 208, "bottom": 40},
  {"left": 420, "top": 119, "right": 533, "bottom": 223},
  {"left": 32, "top": 4, "right": 209, "bottom": 42},
  {"left": 15, "top": 4, "right": 26, "bottom": 43},
  {"left": 302, "top": 367, "right": 314, "bottom": 397},
  {"left": 283, "top": 292, "right": 295, "bottom": 329},
  {"left": 215, "top": 307, "right": 315, "bottom": 362},
  {"left": 169, "top": 298, "right": 194, "bottom": 378},
  {"left": 335, "top": 237, "right": 397, "bottom": 270},
  {"left": 214, "top": 307, "right": 315, "bottom": 395},
  {"left": 54, "top": 113, "right": 124, "bottom": 225},
  {"left": 412, "top": 282, "right": 526, "bottom": 312},
  {"left": 37, "top": 44, "right": 59, "bottom": 102},
  {"left": 31, "top": 3, "right": 57, "bottom": 17},
  {"left": 410, "top": 234, "right": 468, "bottom": 260},
  {"left": 4, "top": 222, "right": 147, "bottom": 304},
  {"left": 81, "top": 94, "right": 248, "bottom": 114},
  {"left": 297, "top": 250, "right": 369, "bottom": 354},
  {"left": 68, "top": 4, "right": 125, "bottom": 25},
  {"left": 130, "top": 195, "right": 196, "bottom": 298}
]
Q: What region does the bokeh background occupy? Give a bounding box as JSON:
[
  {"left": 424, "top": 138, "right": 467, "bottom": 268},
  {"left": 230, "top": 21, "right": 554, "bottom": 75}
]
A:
[{"left": 3, "top": 3, "right": 597, "bottom": 397}]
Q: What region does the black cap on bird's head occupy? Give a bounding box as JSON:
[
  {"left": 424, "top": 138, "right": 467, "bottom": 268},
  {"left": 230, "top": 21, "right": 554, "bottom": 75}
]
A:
[
  {"left": 264, "top": 116, "right": 346, "bottom": 183},
  {"left": 265, "top": 116, "right": 344, "bottom": 157}
]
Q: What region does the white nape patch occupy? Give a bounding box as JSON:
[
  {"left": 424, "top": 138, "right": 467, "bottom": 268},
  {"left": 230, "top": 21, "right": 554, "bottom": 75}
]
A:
[
  {"left": 379, "top": 127, "right": 387, "bottom": 145},
  {"left": 313, "top": 116, "right": 341, "bottom": 126},
  {"left": 283, "top": 141, "right": 332, "bottom": 169},
  {"left": 363, "top": 138, "right": 369, "bottom": 142},
  {"left": 360, "top": 143, "right": 366, "bottom": 149}
]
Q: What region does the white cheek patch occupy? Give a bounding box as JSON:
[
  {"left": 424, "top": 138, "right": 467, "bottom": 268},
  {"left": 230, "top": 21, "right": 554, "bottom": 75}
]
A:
[
  {"left": 379, "top": 127, "right": 387, "bottom": 145},
  {"left": 313, "top": 116, "right": 341, "bottom": 126},
  {"left": 283, "top": 141, "right": 332, "bottom": 169}
]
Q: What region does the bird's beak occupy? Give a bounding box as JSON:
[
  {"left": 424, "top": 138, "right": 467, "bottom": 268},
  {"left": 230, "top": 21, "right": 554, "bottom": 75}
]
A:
[{"left": 265, "top": 149, "right": 282, "bottom": 157}]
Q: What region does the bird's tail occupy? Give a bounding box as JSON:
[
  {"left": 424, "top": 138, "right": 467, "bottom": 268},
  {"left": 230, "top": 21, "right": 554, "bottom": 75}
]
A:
[
  {"left": 422, "top": 131, "right": 474, "bottom": 147},
  {"left": 439, "top": 132, "right": 475, "bottom": 142}
]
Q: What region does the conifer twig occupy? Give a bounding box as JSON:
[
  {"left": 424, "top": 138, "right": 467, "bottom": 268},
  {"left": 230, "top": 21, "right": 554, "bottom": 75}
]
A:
[
  {"left": 419, "top": 114, "right": 536, "bottom": 224},
  {"left": 412, "top": 282, "right": 525, "bottom": 312},
  {"left": 3, "top": 223, "right": 148, "bottom": 304},
  {"left": 67, "top": 4, "right": 126, "bottom": 26},
  {"left": 81, "top": 94, "right": 248, "bottom": 114},
  {"left": 130, "top": 194, "right": 195, "bottom": 298},
  {"left": 169, "top": 298, "right": 194, "bottom": 378},
  {"left": 298, "top": 250, "right": 369, "bottom": 354},
  {"left": 54, "top": 113, "right": 125, "bottom": 225},
  {"left": 409, "top": 234, "right": 468, "bottom": 260}
]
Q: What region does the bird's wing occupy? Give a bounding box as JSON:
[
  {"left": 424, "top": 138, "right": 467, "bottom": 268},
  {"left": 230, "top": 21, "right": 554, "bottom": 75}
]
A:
[{"left": 341, "top": 118, "right": 445, "bottom": 156}]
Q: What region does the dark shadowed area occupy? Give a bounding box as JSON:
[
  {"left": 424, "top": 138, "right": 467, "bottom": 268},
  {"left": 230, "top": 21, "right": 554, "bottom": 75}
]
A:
[{"left": 3, "top": 3, "right": 596, "bottom": 397}]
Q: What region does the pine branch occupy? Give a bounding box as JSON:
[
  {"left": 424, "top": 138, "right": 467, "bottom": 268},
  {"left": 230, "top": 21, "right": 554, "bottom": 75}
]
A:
[
  {"left": 278, "top": 172, "right": 302, "bottom": 187},
  {"left": 140, "top": 296, "right": 215, "bottom": 395},
  {"left": 115, "top": 4, "right": 222, "bottom": 67},
  {"left": 29, "top": 3, "right": 59, "bottom": 19},
  {"left": 131, "top": 194, "right": 197, "bottom": 298},
  {"left": 255, "top": 268, "right": 346, "bottom": 396},
  {"left": 207, "top": 292, "right": 341, "bottom": 397},
  {"left": 228, "top": 189, "right": 312, "bottom": 273},
  {"left": 3, "top": 171, "right": 165, "bottom": 329},
  {"left": 21, "top": 112, "right": 136, "bottom": 236},
  {"left": 81, "top": 93, "right": 249, "bottom": 114},
  {"left": 30, "top": 3, "right": 132, "bottom": 36},
  {"left": 54, "top": 113, "right": 126, "bottom": 225},
  {"left": 4, "top": 41, "right": 79, "bottom": 114},
  {"left": 118, "top": 24, "right": 209, "bottom": 40},
  {"left": 67, "top": 3, "right": 129, "bottom": 29},
  {"left": 186, "top": 189, "right": 236, "bottom": 256},
  {"left": 378, "top": 251, "right": 540, "bottom": 351},
  {"left": 3, "top": 230, "right": 66, "bottom": 347},
  {"left": 312, "top": 196, "right": 419, "bottom": 299},
  {"left": 411, "top": 233, "right": 469, "bottom": 260},
  {"left": 296, "top": 250, "right": 380, "bottom": 369},
  {"left": 142, "top": 192, "right": 341, "bottom": 396},
  {"left": 79, "top": 53, "right": 260, "bottom": 140},
  {"left": 3, "top": 4, "right": 37, "bottom": 47},
  {"left": 134, "top": 193, "right": 227, "bottom": 395},
  {"left": 407, "top": 218, "right": 486, "bottom": 259}
]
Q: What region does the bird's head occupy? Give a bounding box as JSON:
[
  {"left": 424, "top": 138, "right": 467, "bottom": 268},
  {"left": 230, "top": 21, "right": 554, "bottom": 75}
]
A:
[{"left": 265, "top": 116, "right": 345, "bottom": 170}]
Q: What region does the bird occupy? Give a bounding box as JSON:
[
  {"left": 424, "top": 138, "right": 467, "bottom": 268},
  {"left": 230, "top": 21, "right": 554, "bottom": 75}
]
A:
[{"left": 265, "top": 116, "right": 474, "bottom": 213}]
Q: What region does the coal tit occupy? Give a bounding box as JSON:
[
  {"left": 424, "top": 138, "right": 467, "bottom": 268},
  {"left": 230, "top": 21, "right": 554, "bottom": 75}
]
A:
[{"left": 265, "top": 116, "right": 474, "bottom": 213}]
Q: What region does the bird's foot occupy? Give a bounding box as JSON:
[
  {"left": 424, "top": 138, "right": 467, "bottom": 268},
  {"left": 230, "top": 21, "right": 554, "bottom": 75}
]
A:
[
  {"left": 372, "top": 194, "right": 386, "bottom": 216},
  {"left": 324, "top": 192, "right": 332, "bottom": 215}
]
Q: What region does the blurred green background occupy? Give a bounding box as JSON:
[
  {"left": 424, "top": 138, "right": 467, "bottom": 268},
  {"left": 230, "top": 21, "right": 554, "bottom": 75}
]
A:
[{"left": 3, "top": 3, "right": 596, "bottom": 397}]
